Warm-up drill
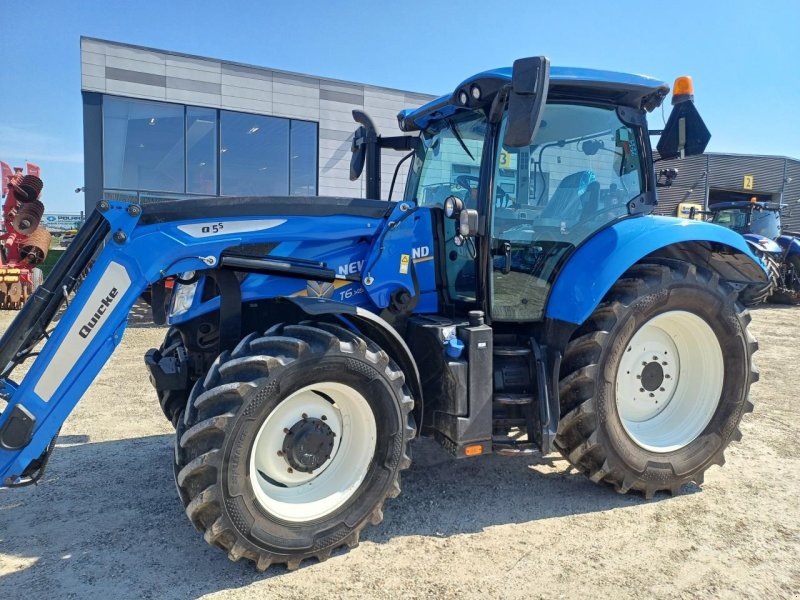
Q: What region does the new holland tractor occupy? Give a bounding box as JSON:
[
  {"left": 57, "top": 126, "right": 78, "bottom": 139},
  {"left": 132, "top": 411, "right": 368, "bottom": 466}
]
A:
[
  {"left": 0, "top": 58, "right": 766, "bottom": 571},
  {"left": 708, "top": 199, "right": 800, "bottom": 304}
]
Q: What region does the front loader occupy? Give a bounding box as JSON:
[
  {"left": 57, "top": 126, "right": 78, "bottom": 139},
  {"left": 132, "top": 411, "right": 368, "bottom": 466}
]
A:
[{"left": 0, "top": 58, "right": 767, "bottom": 571}]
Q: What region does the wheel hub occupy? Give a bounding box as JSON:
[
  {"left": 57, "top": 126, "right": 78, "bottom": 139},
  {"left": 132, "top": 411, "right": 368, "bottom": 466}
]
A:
[
  {"left": 640, "top": 361, "right": 664, "bottom": 392},
  {"left": 281, "top": 417, "right": 335, "bottom": 473}
]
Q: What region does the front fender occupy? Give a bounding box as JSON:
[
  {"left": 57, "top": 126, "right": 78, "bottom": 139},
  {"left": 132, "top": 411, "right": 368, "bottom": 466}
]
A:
[
  {"left": 743, "top": 233, "right": 783, "bottom": 255},
  {"left": 282, "top": 296, "right": 423, "bottom": 426},
  {"left": 546, "top": 216, "right": 768, "bottom": 325}
]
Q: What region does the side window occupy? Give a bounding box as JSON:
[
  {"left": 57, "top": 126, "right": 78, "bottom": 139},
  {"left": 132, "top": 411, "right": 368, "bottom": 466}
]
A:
[
  {"left": 407, "top": 113, "right": 488, "bottom": 304},
  {"left": 407, "top": 116, "right": 486, "bottom": 210},
  {"left": 494, "top": 104, "right": 643, "bottom": 223},
  {"left": 490, "top": 104, "right": 645, "bottom": 322}
]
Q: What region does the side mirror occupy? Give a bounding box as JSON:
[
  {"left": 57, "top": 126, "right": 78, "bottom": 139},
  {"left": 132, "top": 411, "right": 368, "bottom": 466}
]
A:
[
  {"left": 656, "top": 77, "right": 711, "bottom": 159},
  {"left": 350, "top": 126, "right": 367, "bottom": 180},
  {"left": 350, "top": 110, "right": 377, "bottom": 181},
  {"left": 503, "top": 56, "right": 550, "bottom": 148}
]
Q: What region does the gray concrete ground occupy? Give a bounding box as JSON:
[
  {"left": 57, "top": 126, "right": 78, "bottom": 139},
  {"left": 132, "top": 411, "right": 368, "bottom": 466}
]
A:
[{"left": 0, "top": 306, "right": 798, "bottom": 599}]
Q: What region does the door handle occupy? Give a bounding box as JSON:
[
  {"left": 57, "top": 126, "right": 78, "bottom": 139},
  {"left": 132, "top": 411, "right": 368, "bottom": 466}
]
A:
[{"left": 502, "top": 241, "right": 512, "bottom": 274}]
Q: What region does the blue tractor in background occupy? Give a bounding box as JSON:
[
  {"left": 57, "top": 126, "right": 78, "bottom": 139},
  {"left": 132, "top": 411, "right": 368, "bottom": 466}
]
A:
[
  {"left": 0, "top": 58, "right": 767, "bottom": 571},
  {"left": 709, "top": 200, "right": 800, "bottom": 304}
]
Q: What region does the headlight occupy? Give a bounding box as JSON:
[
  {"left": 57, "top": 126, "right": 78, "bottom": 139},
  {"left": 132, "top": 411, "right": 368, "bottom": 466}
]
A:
[{"left": 170, "top": 280, "right": 198, "bottom": 317}]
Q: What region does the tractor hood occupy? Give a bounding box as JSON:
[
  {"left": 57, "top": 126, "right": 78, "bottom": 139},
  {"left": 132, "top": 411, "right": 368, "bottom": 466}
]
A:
[
  {"left": 398, "top": 65, "right": 669, "bottom": 132},
  {"left": 139, "top": 196, "right": 395, "bottom": 226}
]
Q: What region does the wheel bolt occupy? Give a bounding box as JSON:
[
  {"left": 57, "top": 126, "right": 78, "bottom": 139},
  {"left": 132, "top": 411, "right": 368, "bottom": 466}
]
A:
[
  {"left": 283, "top": 428, "right": 291, "bottom": 434},
  {"left": 662, "top": 362, "right": 668, "bottom": 366},
  {"left": 660, "top": 387, "right": 665, "bottom": 392},
  {"left": 642, "top": 362, "right": 647, "bottom": 366},
  {"left": 649, "top": 393, "right": 655, "bottom": 397},
  {"left": 665, "top": 374, "right": 671, "bottom": 379},
  {"left": 639, "top": 387, "right": 645, "bottom": 392},
  {"left": 652, "top": 355, "right": 658, "bottom": 361},
  {"left": 321, "top": 415, "right": 327, "bottom": 421},
  {"left": 636, "top": 374, "right": 641, "bottom": 379},
  {"left": 287, "top": 467, "right": 294, "bottom": 473},
  {"left": 277, "top": 450, "right": 284, "bottom": 457}
]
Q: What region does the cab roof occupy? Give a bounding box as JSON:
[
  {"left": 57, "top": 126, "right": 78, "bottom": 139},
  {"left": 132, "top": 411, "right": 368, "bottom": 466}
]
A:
[{"left": 398, "top": 65, "right": 670, "bottom": 132}]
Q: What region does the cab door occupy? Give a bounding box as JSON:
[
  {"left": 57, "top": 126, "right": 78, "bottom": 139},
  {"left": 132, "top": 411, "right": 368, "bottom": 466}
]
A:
[{"left": 489, "top": 103, "right": 646, "bottom": 322}]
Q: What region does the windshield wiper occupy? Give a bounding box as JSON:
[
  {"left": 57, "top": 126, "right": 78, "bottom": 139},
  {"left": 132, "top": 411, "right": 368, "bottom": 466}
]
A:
[{"left": 446, "top": 119, "right": 475, "bottom": 162}]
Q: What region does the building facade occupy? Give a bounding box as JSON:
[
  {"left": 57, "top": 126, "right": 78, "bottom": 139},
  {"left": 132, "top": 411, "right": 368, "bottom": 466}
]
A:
[
  {"left": 656, "top": 152, "right": 800, "bottom": 231},
  {"left": 80, "top": 38, "right": 435, "bottom": 214}
]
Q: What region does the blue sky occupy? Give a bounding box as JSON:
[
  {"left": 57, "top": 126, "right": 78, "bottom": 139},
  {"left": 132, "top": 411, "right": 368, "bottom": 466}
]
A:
[{"left": 1, "top": 0, "right": 798, "bottom": 212}]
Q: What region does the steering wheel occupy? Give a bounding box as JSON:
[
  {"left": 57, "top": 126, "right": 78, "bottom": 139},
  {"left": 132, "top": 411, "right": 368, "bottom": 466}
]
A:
[{"left": 455, "top": 175, "right": 509, "bottom": 205}]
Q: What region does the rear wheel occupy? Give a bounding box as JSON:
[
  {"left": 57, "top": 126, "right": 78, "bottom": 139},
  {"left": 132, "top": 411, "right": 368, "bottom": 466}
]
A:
[
  {"left": 555, "top": 260, "right": 757, "bottom": 498},
  {"left": 175, "top": 321, "right": 414, "bottom": 570}
]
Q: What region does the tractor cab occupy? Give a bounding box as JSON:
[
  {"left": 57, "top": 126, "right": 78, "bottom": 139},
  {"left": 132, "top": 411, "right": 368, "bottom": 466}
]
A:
[
  {"left": 396, "top": 62, "right": 694, "bottom": 322},
  {"left": 709, "top": 200, "right": 783, "bottom": 239}
]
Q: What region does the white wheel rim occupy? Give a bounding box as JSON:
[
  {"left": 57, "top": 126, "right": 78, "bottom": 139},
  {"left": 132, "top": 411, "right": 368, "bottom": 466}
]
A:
[
  {"left": 615, "top": 310, "right": 724, "bottom": 453},
  {"left": 249, "top": 382, "right": 377, "bottom": 522}
]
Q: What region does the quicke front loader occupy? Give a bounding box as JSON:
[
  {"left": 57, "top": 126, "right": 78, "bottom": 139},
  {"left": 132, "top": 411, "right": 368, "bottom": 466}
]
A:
[{"left": 0, "top": 58, "right": 767, "bottom": 570}]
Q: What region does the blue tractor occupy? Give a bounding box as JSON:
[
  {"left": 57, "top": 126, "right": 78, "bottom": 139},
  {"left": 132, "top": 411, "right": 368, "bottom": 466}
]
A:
[
  {"left": 708, "top": 200, "right": 800, "bottom": 304},
  {"left": 0, "top": 58, "right": 766, "bottom": 571}
]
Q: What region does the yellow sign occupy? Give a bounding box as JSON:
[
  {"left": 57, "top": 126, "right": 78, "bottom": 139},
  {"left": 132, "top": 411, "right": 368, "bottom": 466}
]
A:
[
  {"left": 399, "top": 254, "right": 410, "bottom": 275},
  {"left": 499, "top": 150, "right": 510, "bottom": 168},
  {"left": 743, "top": 175, "right": 754, "bottom": 190}
]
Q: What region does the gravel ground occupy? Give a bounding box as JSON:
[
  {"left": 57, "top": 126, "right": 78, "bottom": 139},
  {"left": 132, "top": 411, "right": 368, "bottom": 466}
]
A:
[{"left": 0, "top": 306, "right": 798, "bottom": 599}]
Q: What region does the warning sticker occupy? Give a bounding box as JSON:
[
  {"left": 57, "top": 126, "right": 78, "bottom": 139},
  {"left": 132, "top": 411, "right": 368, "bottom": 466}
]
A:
[{"left": 399, "top": 254, "right": 410, "bottom": 274}]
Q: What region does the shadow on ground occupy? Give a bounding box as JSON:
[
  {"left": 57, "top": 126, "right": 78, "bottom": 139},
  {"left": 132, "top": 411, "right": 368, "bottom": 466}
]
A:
[{"left": 0, "top": 433, "right": 684, "bottom": 598}]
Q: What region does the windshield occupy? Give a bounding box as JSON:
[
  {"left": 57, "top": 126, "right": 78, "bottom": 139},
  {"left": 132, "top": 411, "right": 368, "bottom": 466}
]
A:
[
  {"left": 404, "top": 112, "right": 488, "bottom": 208},
  {"left": 712, "top": 208, "right": 750, "bottom": 233}
]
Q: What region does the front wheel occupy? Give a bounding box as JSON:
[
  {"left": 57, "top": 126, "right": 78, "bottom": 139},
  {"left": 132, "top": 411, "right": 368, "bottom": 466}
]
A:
[
  {"left": 175, "top": 321, "right": 414, "bottom": 571},
  {"left": 555, "top": 260, "right": 757, "bottom": 498},
  {"left": 740, "top": 249, "right": 779, "bottom": 306}
]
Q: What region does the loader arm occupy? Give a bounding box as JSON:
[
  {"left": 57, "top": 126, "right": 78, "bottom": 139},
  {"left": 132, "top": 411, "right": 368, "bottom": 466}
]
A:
[{"left": 0, "top": 198, "right": 393, "bottom": 486}]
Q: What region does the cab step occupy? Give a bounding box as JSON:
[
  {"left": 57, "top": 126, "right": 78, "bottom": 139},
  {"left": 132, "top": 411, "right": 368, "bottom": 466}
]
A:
[
  {"left": 493, "top": 393, "right": 535, "bottom": 405},
  {"left": 493, "top": 346, "right": 531, "bottom": 357},
  {"left": 492, "top": 435, "right": 540, "bottom": 457}
]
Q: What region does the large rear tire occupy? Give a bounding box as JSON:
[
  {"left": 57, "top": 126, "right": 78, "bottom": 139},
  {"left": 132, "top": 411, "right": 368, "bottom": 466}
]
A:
[
  {"left": 555, "top": 260, "right": 757, "bottom": 498},
  {"left": 175, "top": 321, "right": 414, "bottom": 571}
]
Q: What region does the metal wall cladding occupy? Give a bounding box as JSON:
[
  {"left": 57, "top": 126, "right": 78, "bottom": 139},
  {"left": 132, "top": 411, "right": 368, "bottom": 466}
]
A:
[
  {"left": 707, "top": 154, "right": 786, "bottom": 195},
  {"left": 653, "top": 153, "right": 708, "bottom": 217},
  {"left": 783, "top": 161, "right": 800, "bottom": 233}
]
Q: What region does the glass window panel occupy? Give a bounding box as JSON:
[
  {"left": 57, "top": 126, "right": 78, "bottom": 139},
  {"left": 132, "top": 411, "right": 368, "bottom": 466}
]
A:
[
  {"left": 103, "top": 96, "right": 185, "bottom": 193},
  {"left": 186, "top": 107, "right": 217, "bottom": 195},
  {"left": 290, "top": 120, "right": 317, "bottom": 196},
  {"left": 221, "top": 111, "right": 289, "bottom": 196}
]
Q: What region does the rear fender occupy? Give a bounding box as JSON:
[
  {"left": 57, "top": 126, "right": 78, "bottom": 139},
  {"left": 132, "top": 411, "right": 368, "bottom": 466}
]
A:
[
  {"left": 546, "top": 216, "right": 768, "bottom": 325},
  {"left": 777, "top": 235, "right": 800, "bottom": 258}
]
